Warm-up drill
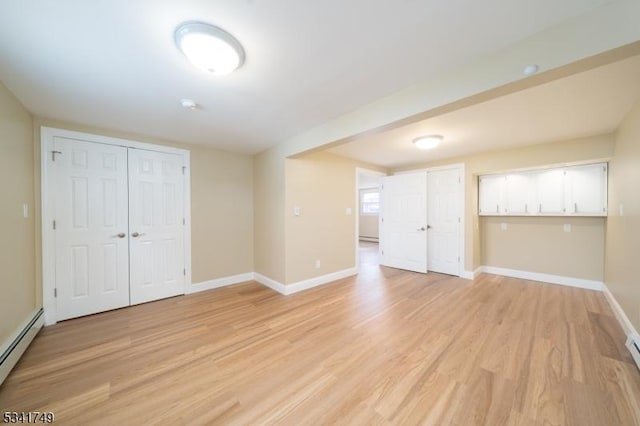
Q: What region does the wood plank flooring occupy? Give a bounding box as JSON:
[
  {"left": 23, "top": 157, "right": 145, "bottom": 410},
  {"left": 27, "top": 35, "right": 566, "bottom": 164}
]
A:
[{"left": 1, "top": 244, "right": 639, "bottom": 425}]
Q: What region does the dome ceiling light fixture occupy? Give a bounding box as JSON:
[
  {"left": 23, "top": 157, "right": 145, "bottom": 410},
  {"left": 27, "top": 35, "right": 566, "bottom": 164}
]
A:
[
  {"left": 413, "top": 135, "right": 443, "bottom": 150},
  {"left": 175, "top": 22, "right": 245, "bottom": 76}
]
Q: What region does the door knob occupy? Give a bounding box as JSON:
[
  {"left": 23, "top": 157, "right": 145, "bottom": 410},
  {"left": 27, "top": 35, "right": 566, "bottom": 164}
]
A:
[
  {"left": 417, "top": 227, "right": 426, "bottom": 231},
  {"left": 113, "top": 233, "right": 126, "bottom": 238},
  {"left": 427, "top": 225, "right": 432, "bottom": 229},
  {"left": 131, "top": 232, "right": 146, "bottom": 238}
]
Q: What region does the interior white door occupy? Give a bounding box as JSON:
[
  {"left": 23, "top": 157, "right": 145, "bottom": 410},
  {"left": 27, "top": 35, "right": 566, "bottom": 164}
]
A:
[
  {"left": 53, "top": 137, "right": 130, "bottom": 321},
  {"left": 380, "top": 173, "right": 428, "bottom": 273},
  {"left": 128, "top": 148, "right": 185, "bottom": 304},
  {"left": 427, "top": 169, "right": 460, "bottom": 275}
]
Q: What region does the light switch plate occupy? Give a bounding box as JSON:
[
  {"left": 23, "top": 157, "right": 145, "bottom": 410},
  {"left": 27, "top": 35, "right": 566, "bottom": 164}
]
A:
[
  {"left": 23, "top": 204, "right": 29, "bottom": 218},
  {"left": 293, "top": 206, "right": 301, "bottom": 216},
  {"left": 501, "top": 223, "right": 507, "bottom": 231},
  {"left": 346, "top": 207, "right": 352, "bottom": 215},
  {"left": 563, "top": 224, "right": 572, "bottom": 232}
]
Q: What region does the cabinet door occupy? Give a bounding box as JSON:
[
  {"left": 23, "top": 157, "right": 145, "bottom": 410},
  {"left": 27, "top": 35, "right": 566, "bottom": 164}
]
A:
[
  {"left": 566, "top": 163, "right": 607, "bottom": 216},
  {"left": 505, "top": 172, "right": 534, "bottom": 215},
  {"left": 479, "top": 175, "right": 504, "bottom": 215},
  {"left": 535, "top": 169, "right": 566, "bottom": 215}
]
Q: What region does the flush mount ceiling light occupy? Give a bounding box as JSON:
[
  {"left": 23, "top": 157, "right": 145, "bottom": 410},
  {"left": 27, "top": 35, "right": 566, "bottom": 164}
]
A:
[
  {"left": 413, "top": 135, "right": 443, "bottom": 150},
  {"left": 175, "top": 22, "right": 245, "bottom": 75}
]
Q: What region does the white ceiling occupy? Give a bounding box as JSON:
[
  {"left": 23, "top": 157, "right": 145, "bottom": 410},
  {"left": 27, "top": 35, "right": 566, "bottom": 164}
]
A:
[
  {"left": 0, "top": 0, "right": 612, "bottom": 154},
  {"left": 329, "top": 55, "right": 640, "bottom": 168}
]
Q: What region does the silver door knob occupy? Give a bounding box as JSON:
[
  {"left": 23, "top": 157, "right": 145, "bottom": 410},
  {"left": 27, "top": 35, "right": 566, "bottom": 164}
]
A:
[
  {"left": 113, "top": 233, "right": 126, "bottom": 238},
  {"left": 131, "top": 232, "right": 146, "bottom": 238},
  {"left": 417, "top": 227, "right": 426, "bottom": 231}
]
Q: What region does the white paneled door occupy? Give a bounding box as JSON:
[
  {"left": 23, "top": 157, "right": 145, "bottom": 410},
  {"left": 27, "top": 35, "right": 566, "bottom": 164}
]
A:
[
  {"left": 51, "top": 137, "right": 187, "bottom": 321},
  {"left": 427, "top": 169, "right": 460, "bottom": 275},
  {"left": 380, "top": 173, "right": 428, "bottom": 273},
  {"left": 53, "top": 137, "right": 130, "bottom": 321},
  {"left": 128, "top": 149, "right": 185, "bottom": 305}
]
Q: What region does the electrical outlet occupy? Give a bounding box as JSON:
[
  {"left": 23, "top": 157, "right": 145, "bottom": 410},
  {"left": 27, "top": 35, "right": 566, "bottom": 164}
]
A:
[
  {"left": 501, "top": 223, "right": 507, "bottom": 231},
  {"left": 22, "top": 204, "right": 29, "bottom": 218},
  {"left": 346, "top": 207, "right": 352, "bottom": 215},
  {"left": 563, "top": 224, "right": 572, "bottom": 233},
  {"left": 315, "top": 260, "right": 321, "bottom": 269}
]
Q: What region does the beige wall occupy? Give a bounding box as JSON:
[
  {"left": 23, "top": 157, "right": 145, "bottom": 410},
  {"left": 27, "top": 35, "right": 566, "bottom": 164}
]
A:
[
  {"left": 34, "top": 119, "right": 254, "bottom": 287},
  {"left": 482, "top": 217, "right": 605, "bottom": 280},
  {"left": 395, "top": 134, "right": 615, "bottom": 275},
  {"left": 0, "top": 82, "right": 36, "bottom": 344},
  {"left": 606, "top": 99, "right": 640, "bottom": 332},
  {"left": 253, "top": 145, "right": 287, "bottom": 283},
  {"left": 285, "top": 152, "right": 386, "bottom": 284}
]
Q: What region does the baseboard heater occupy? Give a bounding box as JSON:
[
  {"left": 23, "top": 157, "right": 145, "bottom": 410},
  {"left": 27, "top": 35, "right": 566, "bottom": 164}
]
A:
[
  {"left": 627, "top": 333, "right": 640, "bottom": 371},
  {"left": 0, "top": 308, "right": 44, "bottom": 385}
]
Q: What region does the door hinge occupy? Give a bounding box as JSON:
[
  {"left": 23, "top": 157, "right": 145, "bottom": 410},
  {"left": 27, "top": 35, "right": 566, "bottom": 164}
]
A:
[
  {"left": 381, "top": 250, "right": 384, "bottom": 255},
  {"left": 458, "top": 217, "right": 461, "bottom": 223},
  {"left": 458, "top": 256, "right": 460, "bottom": 262},
  {"left": 183, "top": 218, "right": 186, "bottom": 225},
  {"left": 54, "top": 288, "right": 57, "bottom": 298},
  {"left": 183, "top": 268, "right": 186, "bottom": 276},
  {"left": 51, "top": 150, "right": 62, "bottom": 161},
  {"left": 381, "top": 217, "right": 384, "bottom": 223},
  {"left": 52, "top": 220, "right": 57, "bottom": 230},
  {"left": 182, "top": 166, "right": 186, "bottom": 175},
  {"left": 381, "top": 184, "right": 383, "bottom": 190},
  {"left": 458, "top": 177, "right": 461, "bottom": 183}
]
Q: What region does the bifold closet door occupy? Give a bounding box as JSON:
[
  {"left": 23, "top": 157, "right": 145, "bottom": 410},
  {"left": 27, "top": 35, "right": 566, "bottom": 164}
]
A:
[
  {"left": 53, "top": 137, "right": 130, "bottom": 321},
  {"left": 128, "top": 148, "right": 186, "bottom": 305}
]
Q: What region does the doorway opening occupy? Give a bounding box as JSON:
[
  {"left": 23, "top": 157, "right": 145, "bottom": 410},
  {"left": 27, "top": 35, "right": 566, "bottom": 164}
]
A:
[{"left": 355, "top": 168, "right": 385, "bottom": 269}]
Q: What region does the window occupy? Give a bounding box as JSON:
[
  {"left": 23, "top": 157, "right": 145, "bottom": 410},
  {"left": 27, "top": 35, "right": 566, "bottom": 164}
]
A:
[{"left": 360, "top": 188, "right": 380, "bottom": 215}]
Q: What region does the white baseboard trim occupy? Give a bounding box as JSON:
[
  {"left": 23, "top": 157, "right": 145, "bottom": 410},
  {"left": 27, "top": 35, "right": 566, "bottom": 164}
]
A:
[
  {"left": 602, "top": 283, "right": 639, "bottom": 337},
  {"left": 286, "top": 267, "right": 358, "bottom": 295},
  {"left": 253, "top": 273, "right": 288, "bottom": 295},
  {"left": 481, "top": 266, "right": 603, "bottom": 291},
  {"left": 1, "top": 308, "right": 44, "bottom": 385},
  {"left": 359, "top": 237, "right": 379, "bottom": 242},
  {"left": 460, "top": 267, "right": 482, "bottom": 280},
  {"left": 186, "top": 272, "right": 254, "bottom": 295},
  {"left": 253, "top": 268, "right": 358, "bottom": 296}
]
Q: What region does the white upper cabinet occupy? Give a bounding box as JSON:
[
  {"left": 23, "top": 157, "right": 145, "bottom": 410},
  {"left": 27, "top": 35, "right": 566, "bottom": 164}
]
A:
[
  {"left": 478, "top": 175, "right": 504, "bottom": 215},
  {"left": 479, "top": 162, "right": 607, "bottom": 217},
  {"left": 536, "top": 168, "right": 566, "bottom": 215},
  {"left": 565, "top": 163, "right": 608, "bottom": 215},
  {"left": 505, "top": 172, "right": 534, "bottom": 215}
]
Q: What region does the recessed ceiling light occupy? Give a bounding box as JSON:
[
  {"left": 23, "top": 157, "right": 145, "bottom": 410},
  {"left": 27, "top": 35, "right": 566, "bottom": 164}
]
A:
[
  {"left": 175, "top": 22, "right": 245, "bottom": 75},
  {"left": 523, "top": 64, "right": 539, "bottom": 76},
  {"left": 180, "top": 98, "right": 198, "bottom": 110},
  {"left": 413, "top": 135, "right": 443, "bottom": 150}
]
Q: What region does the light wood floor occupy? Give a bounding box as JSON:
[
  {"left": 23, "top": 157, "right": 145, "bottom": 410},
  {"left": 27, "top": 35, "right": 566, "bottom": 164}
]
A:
[{"left": 1, "top": 244, "right": 639, "bottom": 425}]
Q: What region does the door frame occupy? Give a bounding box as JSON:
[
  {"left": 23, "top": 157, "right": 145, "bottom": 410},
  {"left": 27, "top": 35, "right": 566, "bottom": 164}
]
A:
[
  {"left": 355, "top": 168, "right": 386, "bottom": 269},
  {"left": 395, "top": 163, "right": 465, "bottom": 277},
  {"left": 40, "top": 127, "right": 192, "bottom": 325}
]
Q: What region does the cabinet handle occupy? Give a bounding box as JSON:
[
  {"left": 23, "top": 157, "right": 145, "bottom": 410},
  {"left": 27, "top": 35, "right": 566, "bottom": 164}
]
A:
[
  {"left": 497, "top": 204, "right": 499, "bottom": 213},
  {"left": 525, "top": 204, "right": 528, "bottom": 213},
  {"left": 539, "top": 203, "right": 542, "bottom": 213},
  {"left": 574, "top": 202, "right": 578, "bottom": 213}
]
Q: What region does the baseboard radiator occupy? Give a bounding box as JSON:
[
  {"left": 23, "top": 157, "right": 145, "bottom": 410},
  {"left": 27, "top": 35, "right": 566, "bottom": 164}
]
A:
[
  {"left": 359, "top": 236, "right": 379, "bottom": 242},
  {"left": 627, "top": 333, "right": 640, "bottom": 370},
  {"left": 0, "top": 308, "right": 44, "bottom": 385}
]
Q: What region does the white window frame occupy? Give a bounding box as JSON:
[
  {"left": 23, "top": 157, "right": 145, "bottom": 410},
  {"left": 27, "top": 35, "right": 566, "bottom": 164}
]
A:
[{"left": 360, "top": 187, "right": 381, "bottom": 216}]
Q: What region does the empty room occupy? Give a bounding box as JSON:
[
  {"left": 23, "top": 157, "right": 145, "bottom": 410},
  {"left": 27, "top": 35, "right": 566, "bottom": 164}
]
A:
[{"left": 2, "top": 1, "right": 640, "bottom": 424}]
